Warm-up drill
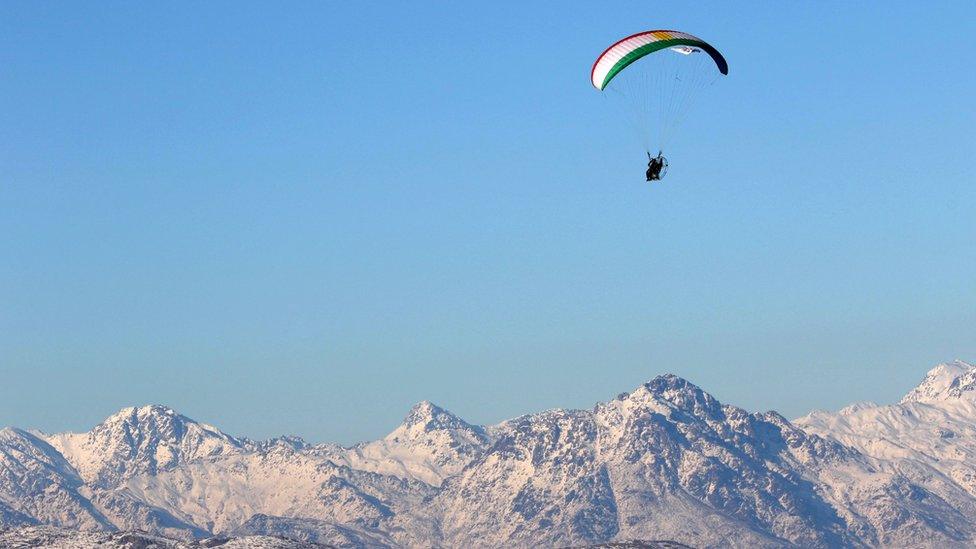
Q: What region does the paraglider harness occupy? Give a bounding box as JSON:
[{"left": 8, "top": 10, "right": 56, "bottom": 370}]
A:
[{"left": 646, "top": 151, "right": 668, "bottom": 182}]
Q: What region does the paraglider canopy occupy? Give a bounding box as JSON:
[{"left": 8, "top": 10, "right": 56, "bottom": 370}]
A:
[{"left": 591, "top": 30, "right": 728, "bottom": 91}]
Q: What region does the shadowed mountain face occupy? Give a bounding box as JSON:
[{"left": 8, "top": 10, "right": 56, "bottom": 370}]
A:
[{"left": 2, "top": 361, "right": 976, "bottom": 548}]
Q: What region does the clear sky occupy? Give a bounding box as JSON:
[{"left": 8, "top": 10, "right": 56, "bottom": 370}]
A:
[{"left": 2, "top": 2, "right": 974, "bottom": 444}]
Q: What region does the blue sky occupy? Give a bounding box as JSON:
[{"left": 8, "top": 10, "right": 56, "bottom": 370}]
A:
[{"left": 2, "top": 2, "right": 974, "bottom": 444}]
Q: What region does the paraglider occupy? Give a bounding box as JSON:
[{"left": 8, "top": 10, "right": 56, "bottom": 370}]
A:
[
  {"left": 592, "top": 30, "right": 727, "bottom": 182},
  {"left": 646, "top": 151, "right": 667, "bottom": 181}
]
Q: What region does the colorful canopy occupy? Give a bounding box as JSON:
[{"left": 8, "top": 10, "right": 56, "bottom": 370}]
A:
[{"left": 591, "top": 30, "right": 728, "bottom": 91}]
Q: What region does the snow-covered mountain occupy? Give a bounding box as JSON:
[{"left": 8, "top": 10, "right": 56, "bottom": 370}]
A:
[
  {"left": 44, "top": 405, "right": 246, "bottom": 489},
  {"left": 321, "top": 400, "right": 491, "bottom": 487},
  {"left": 795, "top": 359, "right": 976, "bottom": 534},
  {"left": 3, "top": 361, "right": 976, "bottom": 548}
]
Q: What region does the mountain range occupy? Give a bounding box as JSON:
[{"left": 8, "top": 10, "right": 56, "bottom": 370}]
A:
[{"left": 2, "top": 360, "right": 976, "bottom": 548}]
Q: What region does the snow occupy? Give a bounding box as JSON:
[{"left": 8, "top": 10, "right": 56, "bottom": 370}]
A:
[
  {"left": 0, "top": 526, "right": 331, "bottom": 548},
  {"left": 3, "top": 360, "right": 976, "bottom": 547},
  {"left": 44, "top": 405, "right": 246, "bottom": 488},
  {"left": 325, "top": 401, "right": 491, "bottom": 487},
  {"left": 796, "top": 358, "right": 976, "bottom": 511},
  {"left": 900, "top": 360, "right": 976, "bottom": 404}
]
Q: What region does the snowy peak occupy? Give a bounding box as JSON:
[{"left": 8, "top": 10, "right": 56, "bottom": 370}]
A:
[
  {"left": 442, "top": 375, "right": 860, "bottom": 548},
  {"left": 400, "top": 400, "right": 452, "bottom": 429},
  {"left": 901, "top": 360, "right": 976, "bottom": 404},
  {"left": 0, "top": 428, "right": 80, "bottom": 482},
  {"left": 331, "top": 401, "right": 491, "bottom": 486},
  {"left": 838, "top": 401, "right": 879, "bottom": 415},
  {"left": 0, "top": 428, "right": 111, "bottom": 530},
  {"left": 393, "top": 400, "right": 485, "bottom": 439},
  {"left": 81, "top": 405, "right": 222, "bottom": 445},
  {"left": 621, "top": 374, "right": 724, "bottom": 420},
  {"left": 44, "top": 405, "right": 243, "bottom": 487},
  {"left": 105, "top": 404, "right": 189, "bottom": 428},
  {"left": 382, "top": 400, "right": 491, "bottom": 460},
  {"left": 251, "top": 434, "right": 309, "bottom": 452},
  {"left": 642, "top": 373, "right": 714, "bottom": 402}
]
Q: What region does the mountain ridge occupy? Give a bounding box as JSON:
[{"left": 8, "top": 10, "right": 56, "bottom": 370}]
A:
[{"left": 2, "top": 362, "right": 976, "bottom": 547}]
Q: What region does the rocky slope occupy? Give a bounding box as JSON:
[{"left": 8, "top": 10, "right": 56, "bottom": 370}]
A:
[
  {"left": 2, "top": 361, "right": 976, "bottom": 547},
  {"left": 0, "top": 525, "right": 334, "bottom": 548}
]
